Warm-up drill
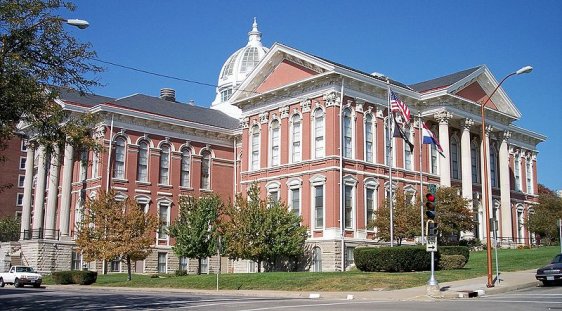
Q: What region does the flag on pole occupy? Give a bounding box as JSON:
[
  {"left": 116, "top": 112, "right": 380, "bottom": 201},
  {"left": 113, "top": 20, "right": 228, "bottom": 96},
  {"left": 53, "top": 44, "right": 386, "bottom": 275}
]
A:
[
  {"left": 390, "top": 90, "right": 411, "bottom": 124},
  {"left": 393, "top": 114, "right": 414, "bottom": 152},
  {"left": 422, "top": 122, "right": 445, "bottom": 157}
]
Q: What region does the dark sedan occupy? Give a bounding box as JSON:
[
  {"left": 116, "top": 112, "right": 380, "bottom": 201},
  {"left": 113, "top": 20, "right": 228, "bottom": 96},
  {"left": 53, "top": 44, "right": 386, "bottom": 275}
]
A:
[{"left": 536, "top": 253, "right": 562, "bottom": 285}]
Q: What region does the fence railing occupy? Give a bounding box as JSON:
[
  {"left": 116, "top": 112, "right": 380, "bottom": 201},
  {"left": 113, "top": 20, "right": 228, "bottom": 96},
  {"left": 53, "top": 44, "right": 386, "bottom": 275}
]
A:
[{"left": 21, "top": 229, "right": 61, "bottom": 240}]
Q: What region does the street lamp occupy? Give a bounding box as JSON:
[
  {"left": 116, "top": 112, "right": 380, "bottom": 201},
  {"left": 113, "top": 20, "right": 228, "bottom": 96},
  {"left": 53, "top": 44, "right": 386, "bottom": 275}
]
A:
[{"left": 481, "top": 65, "right": 532, "bottom": 288}]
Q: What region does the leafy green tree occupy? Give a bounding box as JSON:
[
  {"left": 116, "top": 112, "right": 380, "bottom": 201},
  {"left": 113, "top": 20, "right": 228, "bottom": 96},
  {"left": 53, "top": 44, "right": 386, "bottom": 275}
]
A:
[
  {"left": 76, "top": 190, "right": 158, "bottom": 281},
  {"left": 0, "top": 0, "right": 102, "bottom": 155},
  {"left": 168, "top": 194, "right": 223, "bottom": 274},
  {"left": 432, "top": 187, "right": 474, "bottom": 244},
  {"left": 0, "top": 216, "right": 19, "bottom": 242},
  {"left": 221, "top": 183, "right": 308, "bottom": 272},
  {"left": 370, "top": 188, "right": 419, "bottom": 245},
  {"left": 527, "top": 184, "right": 562, "bottom": 245}
]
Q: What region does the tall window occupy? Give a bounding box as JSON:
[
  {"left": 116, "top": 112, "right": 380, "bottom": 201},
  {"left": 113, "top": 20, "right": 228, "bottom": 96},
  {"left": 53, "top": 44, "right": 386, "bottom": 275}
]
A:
[
  {"left": 179, "top": 256, "right": 188, "bottom": 272},
  {"left": 270, "top": 120, "right": 280, "bottom": 166},
  {"left": 516, "top": 206, "right": 524, "bottom": 243},
  {"left": 291, "top": 114, "right": 301, "bottom": 162},
  {"left": 314, "top": 184, "right": 324, "bottom": 229},
  {"left": 159, "top": 144, "right": 170, "bottom": 185},
  {"left": 158, "top": 252, "right": 167, "bottom": 273},
  {"left": 71, "top": 250, "right": 82, "bottom": 271},
  {"left": 79, "top": 149, "right": 88, "bottom": 181},
  {"left": 137, "top": 141, "right": 149, "bottom": 182},
  {"left": 490, "top": 146, "right": 498, "bottom": 187},
  {"left": 450, "top": 137, "right": 460, "bottom": 179},
  {"left": 290, "top": 188, "right": 300, "bottom": 216},
  {"left": 514, "top": 154, "right": 521, "bottom": 191},
  {"left": 180, "top": 148, "right": 191, "bottom": 187},
  {"left": 92, "top": 151, "right": 99, "bottom": 178},
  {"left": 200, "top": 257, "right": 209, "bottom": 274},
  {"left": 366, "top": 187, "right": 376, "bottom": 230},
  {"left": 158, "top": 202, "right": 170, "bottom": 241},
  {"left": 343, "top": 108, "right": 353, "bottom": 158},
  {"left": 431, "top": 144, "right": 438, "bottom": 174},
  {"left": 404, "top": 129, "right": 413, "bottom": 170},
  {"left": 365, "top": 114, "right": 374, "bottom": 162},
  {"left": 312, "top": 246, "right": 322, "bottom": 272},
  {"left": 250, "top": 125, "right": 260, "bottom": 170},
  {"left": 526, "top": 159, "right": 533, "bottom": 194},
  {"left": 200, "top": 150, "right": 211, "bottom": 190},
  {"left": 471, "top": 141, "right": 480, "bottom": 183},
  {"left": 344, "top": 185, "right": 354, "bottom": 229},
  {"left": 113, "top": 137, "right": 126, "bottom": 179},
  {"left": 313, "top": 108, "right": 325, "bottom": 158}
]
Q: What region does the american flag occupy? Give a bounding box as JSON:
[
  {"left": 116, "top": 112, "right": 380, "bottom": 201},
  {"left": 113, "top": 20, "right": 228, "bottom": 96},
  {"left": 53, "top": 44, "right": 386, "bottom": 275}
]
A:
[{"left": 390, "top": 90, "right": 411, "bottom": 124}]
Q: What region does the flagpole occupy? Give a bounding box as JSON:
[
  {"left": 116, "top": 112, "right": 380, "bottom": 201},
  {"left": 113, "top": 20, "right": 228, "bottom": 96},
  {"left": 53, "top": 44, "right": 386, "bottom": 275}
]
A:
[
  {"left": 418, "top": 112, "right": 425, "bottom": 244},
  {"left": 386, "top": 79, "right": 394, "bottom": 247}
]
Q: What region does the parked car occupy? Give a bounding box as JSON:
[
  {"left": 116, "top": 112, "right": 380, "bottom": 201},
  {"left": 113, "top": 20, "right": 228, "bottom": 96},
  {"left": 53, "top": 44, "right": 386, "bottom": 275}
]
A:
[
  {"left": 536, "top": 253, "right": 562, "bottom": 286},
  {"left": 0, "top": 266, "right": 42, "bottom": 288}
]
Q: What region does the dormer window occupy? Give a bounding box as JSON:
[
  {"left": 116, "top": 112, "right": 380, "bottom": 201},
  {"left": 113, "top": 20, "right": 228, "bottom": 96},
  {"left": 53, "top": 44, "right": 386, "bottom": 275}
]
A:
[{"left": 221, "top": 88, "right": 233, "bottom": 102}]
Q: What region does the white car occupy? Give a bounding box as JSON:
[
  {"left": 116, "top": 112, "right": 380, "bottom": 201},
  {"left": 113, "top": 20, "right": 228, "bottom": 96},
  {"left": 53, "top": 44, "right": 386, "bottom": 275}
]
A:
[{"left": 0, "top": 266, "right": 43, "bottom": 288}]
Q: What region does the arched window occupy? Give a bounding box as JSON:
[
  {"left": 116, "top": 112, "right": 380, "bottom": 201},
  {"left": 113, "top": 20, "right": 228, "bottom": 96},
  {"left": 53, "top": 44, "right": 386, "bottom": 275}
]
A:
[
  {"left": 157, "top": 200, "right": 171, "bottom": 242},
  {"left": 514, "top": 153, "right": 521, "bottom": 191},
  {"left": 471, "top": 141, "right": 480, "bottom": 183},
  {"left": 343, "top": 108, "right": 353, "bottom": 158},
  {"left": 270, "top": 119, "right": 280, "bottom": 167},
  {"left": 159, "top": 144, "right": 170, "bottom": 185},
  {"left": 200, "top": 150, "right": 211, "bottom": 190},
  {"left": 365, "top": 179, "right": 378, "bottom": 231},
  {"left": 365, "top": 114, "right": 374, "bottom": 163},
  {"left": 290, "top": 114, "right": 301, "bottom": 163},
  {"left": 313, "top": 108, "right": 325, "bottom": 158},
  {"left": 137, "top": 141, "right": 149, "bottom": 182},
  {"left": 180, "top": 148, "right": 191, "bottom": 187},
  {"left": 113, "top": 137, "right": 126, "bottom": 179},
  {"left": 250, "top": 125, "right": 260, "bottom": 170},
  {"left": 490, "top": 146, "right": 498, "bottom": 187},
  {"left": 312, "top": 246, "right": 322, "bottom": 272},
  {"left": 450, "top": 136, "right": 460, "bottom": 179},
  {"left": 516, "top": 205, "right": 525, "bottom": 243}
]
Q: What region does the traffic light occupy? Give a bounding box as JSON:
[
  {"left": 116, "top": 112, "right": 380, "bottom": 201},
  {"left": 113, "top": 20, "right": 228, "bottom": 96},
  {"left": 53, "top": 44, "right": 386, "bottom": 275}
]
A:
[
  {"left": 425, "top": 193, "right": 436, "bottom": 220},
  {"left": 427, "top": 220, "right": 438, "bottom": 237}
]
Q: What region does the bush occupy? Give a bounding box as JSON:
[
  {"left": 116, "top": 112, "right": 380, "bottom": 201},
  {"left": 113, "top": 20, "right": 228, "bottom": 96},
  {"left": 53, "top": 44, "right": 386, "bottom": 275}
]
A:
[
  {"left": 438, "top": 255, "right": 466, "bottom": 270},
  {"left": 354, "top": 246, "right": 435, "bottom": 272},
  {"left": 175, "top": 270, "right": 188, "bottom": 276},
  {"left": 439, "top": 246, "right": 469, "bottom": 264},
  {"left": 52, "top": 271, "right": 97, "bottom": 285}
]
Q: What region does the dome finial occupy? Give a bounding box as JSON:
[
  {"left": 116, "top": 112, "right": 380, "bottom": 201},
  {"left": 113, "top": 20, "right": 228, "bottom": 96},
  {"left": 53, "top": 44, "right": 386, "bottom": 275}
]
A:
[{"left": 248, "top": 17, "right": 261, "bottom": 44}]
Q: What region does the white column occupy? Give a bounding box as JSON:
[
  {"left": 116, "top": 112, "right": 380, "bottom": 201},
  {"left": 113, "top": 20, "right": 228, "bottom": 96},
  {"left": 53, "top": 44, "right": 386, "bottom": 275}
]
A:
[
  {"left": 59, "top": 142, "right": 74, "bottom": 237},
  {"left": 20, "top": 142, "right": 36, "bottom": 239},
  {"left": 460, "top": 119, "right": 474, "bottom": 199},
  {"left": 32, "top": 145, "right": 48, "bottom": 238},
  {"left": 435, "top": 111, "right": 452, "bottom": 187},
  {"left": 499, "top": 131, "right": 512, "bottom": 240},
  {"left": 480, "top": 125, "right": 493, "bottom": 240},
  {"left": 45, "top": 145, "right": 61, "bottom": 239}
]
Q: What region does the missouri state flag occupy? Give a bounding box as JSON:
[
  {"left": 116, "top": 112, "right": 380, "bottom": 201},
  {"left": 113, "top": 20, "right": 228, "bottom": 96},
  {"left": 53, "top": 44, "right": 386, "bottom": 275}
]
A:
[{"left": 422, "top": 122, "right": 445, "bottom": 157}]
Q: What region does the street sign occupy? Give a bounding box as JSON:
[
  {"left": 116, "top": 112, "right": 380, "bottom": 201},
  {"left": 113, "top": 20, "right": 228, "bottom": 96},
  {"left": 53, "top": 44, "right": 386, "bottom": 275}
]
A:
[
  {"left": 428, "top": 184, "right": 438, "bottom": 194},
  {"left": 426, "top": 236, "right": 438, "bottom": 252}
]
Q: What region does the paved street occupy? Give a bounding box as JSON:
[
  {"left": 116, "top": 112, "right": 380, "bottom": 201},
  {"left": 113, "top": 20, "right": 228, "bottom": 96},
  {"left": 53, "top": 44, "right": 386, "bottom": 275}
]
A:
[{"left": 0, "top": 285, "right": 560, "bottom": 310}]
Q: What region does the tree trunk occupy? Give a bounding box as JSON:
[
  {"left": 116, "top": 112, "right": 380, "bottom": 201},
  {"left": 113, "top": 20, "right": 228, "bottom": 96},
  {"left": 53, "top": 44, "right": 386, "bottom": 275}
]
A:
[
  {"left": 126, "top": 255, "right": 132, "bottom": 281},
  {"left": 197, "top": 258, "right": 202, "bottom": 275},
  {"left": 257, "top": 260, "right": 261, "bottom": 273}
]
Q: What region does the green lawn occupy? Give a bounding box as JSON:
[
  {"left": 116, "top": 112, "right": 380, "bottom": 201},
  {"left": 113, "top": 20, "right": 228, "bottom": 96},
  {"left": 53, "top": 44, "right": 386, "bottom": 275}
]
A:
[{"left": 44, "top": 246, "right": 560, "bottom": 291}]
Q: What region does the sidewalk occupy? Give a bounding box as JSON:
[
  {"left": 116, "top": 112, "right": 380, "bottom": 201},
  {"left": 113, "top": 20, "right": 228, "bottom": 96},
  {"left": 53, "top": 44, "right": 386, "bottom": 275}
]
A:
[{"left": 46, "top": 269, "right": 541, "bottom": 301}]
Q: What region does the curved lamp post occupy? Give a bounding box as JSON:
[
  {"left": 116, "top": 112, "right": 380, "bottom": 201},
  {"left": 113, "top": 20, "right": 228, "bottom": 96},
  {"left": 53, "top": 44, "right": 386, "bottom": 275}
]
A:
[{"left": 482, "top": 65, "right": 532, "bottom": 288}]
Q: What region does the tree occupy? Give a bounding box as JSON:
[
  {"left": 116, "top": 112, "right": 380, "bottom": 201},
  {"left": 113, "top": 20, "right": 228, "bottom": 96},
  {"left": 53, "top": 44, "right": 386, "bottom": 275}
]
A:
[
  {"left": 75, "top": 191, "right": 158, "bottom": 281},
  {"left": 370, "top": 188, "right": 420, "bottom": 245},
  {"left": 168, "top": 194, "right": 223, "bottom": 274},
  {"left": 527, "top": 185, "right": 562, "bottom": 245},
  {"left": 432, "top": 187, "right": 473, "bottom": 244},
  {"left": 0, "top": 0, "right": 102, "bottom": 154},
  {"left": 0, "top": 216, "right": 19, "bottom": 242},
  {"left": 221, "top": 183, "right": 308, "bottom": 272}
]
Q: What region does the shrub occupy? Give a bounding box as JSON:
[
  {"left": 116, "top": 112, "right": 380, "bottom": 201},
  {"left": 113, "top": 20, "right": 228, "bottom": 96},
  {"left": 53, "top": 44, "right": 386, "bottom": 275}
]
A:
[
  {"left": 438, "top": 255, "right": 466, "bottom": 270},
  {"left": 354, "top": 246, "right": 435, "bottom": 272},
  {"left": 150, "top": 274, "right": 160, "bottom": 278},
  {"left": 439, "top": 246, "right": 469, "bottom": 264},
  {"left": 52, "top": 271, "right": 97, "bottom": 285},
  {"left": 175, "top": 270, "right": 188, "bottom": 276}
]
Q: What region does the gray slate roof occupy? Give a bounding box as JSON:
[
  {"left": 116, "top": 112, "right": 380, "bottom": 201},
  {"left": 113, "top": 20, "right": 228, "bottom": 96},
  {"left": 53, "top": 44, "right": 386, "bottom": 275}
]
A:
[
  {"left": 409, "top": 66, "right": 482, "bottom": 93},
  {"left": 56, "top": 88, "right": 239, "bottom": 130}
]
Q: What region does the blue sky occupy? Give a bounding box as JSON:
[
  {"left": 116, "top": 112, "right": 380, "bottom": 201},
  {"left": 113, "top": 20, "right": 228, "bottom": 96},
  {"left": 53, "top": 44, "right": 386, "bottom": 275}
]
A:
[{"left": 66, "top": 0, "right": 562, "bottom": 190}]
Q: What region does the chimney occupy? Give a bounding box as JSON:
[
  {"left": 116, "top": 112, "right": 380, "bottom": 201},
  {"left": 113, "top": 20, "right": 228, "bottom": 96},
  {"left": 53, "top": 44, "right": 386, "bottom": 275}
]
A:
[{"left": 160, "top": 88, "right": 176, "bottom": 102}]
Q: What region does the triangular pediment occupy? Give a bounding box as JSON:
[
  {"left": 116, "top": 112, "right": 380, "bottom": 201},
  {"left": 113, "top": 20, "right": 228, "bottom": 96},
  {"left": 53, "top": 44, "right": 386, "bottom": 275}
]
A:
[
  {"left": 230, "top": 43, "right": 334, "bottom": 104},
  {"left": 255, "top": 59, "right": 319, "bottom": 93},
  {"left": 448, "top": 66, "right": 521, "bottom": 119}
]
